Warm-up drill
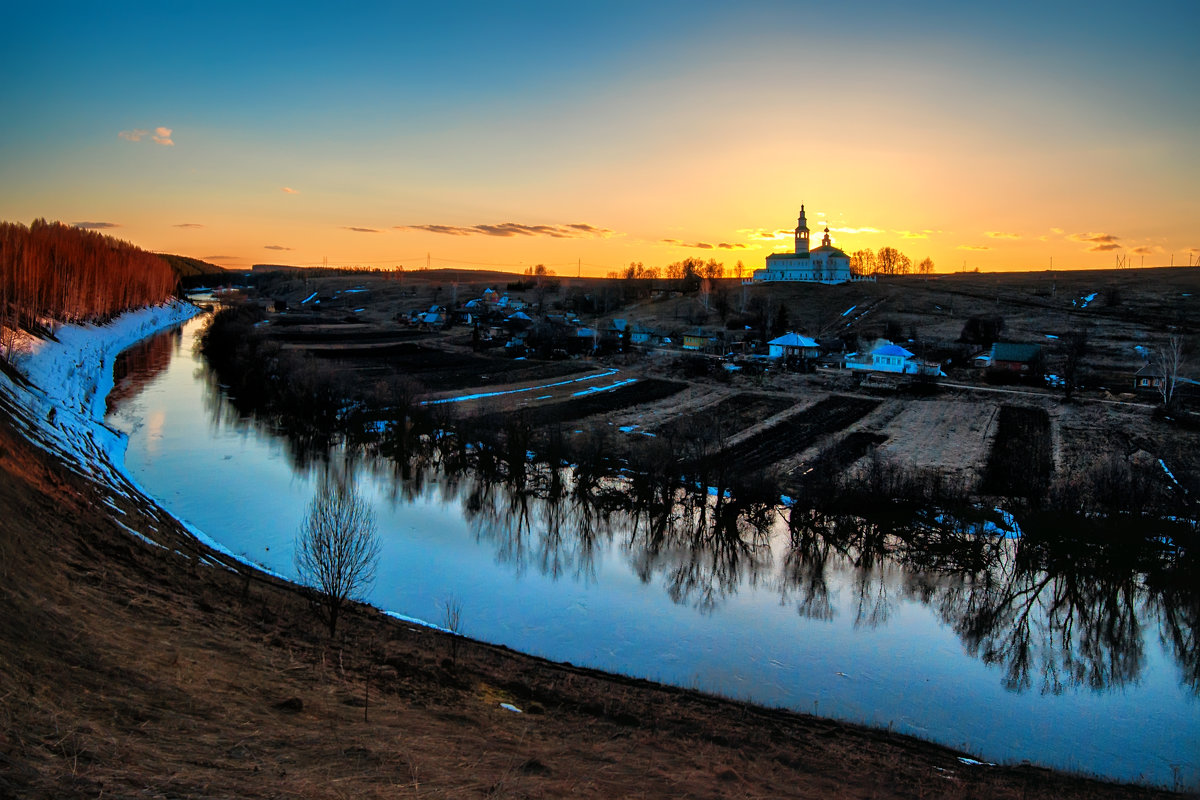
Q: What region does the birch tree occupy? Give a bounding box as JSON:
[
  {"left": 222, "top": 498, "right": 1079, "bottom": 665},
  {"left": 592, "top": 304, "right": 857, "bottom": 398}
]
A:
[{"left": 1155, "top": 335, "right": 1187, "bottom": 410}]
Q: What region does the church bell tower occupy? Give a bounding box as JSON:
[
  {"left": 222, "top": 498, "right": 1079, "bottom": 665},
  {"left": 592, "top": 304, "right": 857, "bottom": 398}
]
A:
[{"left": 795, "top": 205, "right": 810, "bottom": 256}]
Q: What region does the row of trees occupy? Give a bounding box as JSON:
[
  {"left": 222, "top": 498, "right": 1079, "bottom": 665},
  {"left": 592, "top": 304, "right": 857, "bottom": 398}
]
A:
[
  {"left": 1, "top": 220, "right": 177, "bottom": 347},
  {"left": 850, "top": 247, "right": 934, "bottom": 276}
]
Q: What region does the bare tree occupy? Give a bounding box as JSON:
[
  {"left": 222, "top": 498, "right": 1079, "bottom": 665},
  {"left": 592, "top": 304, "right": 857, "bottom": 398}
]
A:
[
  {"left": 850, "top": 248, "right": 876, "bottom": 277},
  {"left": 295, "top": 480, "right": 381, "bottom": 637},
  {"left": 1155, "top": 335, "right": 1187, "bottom": 410}
]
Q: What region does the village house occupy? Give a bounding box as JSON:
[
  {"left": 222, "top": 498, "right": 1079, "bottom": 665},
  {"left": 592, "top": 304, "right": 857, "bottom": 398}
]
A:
[
  {"left": 845, "top": 339, "right": 944, "bottom": 377},
  {"left": 682, "top": 330, "right": 717, "bottom": 352},
  {"left": 767, "top": 332, "right": 820, "bottom": 359},
  {"left": 607, "top": 319, "right": 656, "bottom": 347},
  {"left": 987, "top": 342, "right": 1045, "bottom": 382},
  {"left": 1134, "top": 363, "right": 1164, "bottom": 392}
]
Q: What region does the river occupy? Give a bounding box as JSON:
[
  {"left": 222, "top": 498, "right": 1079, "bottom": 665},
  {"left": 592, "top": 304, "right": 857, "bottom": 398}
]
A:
[{"left": 104, "top": 314, "right": 1199, "bottom": 790}]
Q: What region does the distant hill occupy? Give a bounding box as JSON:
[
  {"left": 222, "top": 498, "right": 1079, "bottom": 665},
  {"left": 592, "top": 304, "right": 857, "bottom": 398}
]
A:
[{"left": 158, "top": 254, "right": 230, "bottom": 284}]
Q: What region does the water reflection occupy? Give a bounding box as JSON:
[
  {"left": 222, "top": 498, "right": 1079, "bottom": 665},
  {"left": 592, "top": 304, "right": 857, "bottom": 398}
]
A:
[
  {"left": 181, "top": 332, "right": 1199, "bottom": 700},
  {"left": 402, "top": 435, "right": 1198, "bottom": 696},
  {"left": 107, "top": 325, "right": 181, "bottom": 412}
]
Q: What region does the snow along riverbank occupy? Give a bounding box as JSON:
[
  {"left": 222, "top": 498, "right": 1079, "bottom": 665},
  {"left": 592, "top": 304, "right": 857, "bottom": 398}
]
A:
[
  {"left": 0, "top": 300, "right": 203, "bottom": 489},
  {"left": 0, "top": 301, "right": 451, "bottom": 627}
]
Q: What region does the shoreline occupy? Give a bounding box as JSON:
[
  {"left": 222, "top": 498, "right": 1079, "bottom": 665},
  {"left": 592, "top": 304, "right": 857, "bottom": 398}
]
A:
[{"left": 0, "top": 305, "right": 1191, "bottom": 796}]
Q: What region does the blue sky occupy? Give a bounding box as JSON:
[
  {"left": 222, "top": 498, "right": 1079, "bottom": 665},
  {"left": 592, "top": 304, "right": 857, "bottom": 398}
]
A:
[{"left": 2, "top": 1, "right": 1197, "bottom": 272}]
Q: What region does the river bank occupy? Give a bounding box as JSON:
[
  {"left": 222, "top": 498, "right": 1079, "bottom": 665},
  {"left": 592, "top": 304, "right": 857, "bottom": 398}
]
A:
[{"left": 0, "top": 307, "right": 1190, "bottom": 797}]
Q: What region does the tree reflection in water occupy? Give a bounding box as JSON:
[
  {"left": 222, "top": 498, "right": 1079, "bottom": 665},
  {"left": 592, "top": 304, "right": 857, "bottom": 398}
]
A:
[
  {"left": 396, "top": 434, "right": 1198, "bottom": 695},
  {"left": 193, "top": 348, "right": 1198, "bottom": 697}
]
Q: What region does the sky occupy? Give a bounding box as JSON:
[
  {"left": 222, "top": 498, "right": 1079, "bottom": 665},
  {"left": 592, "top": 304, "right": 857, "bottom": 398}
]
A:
[{"left": 1, "top": 1, "right": 1198, "bottom": 276}]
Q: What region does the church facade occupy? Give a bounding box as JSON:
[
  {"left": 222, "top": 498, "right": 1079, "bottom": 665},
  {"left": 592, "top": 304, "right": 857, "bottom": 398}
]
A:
[{"left": 752, "top": 206, "right": 872, "bottom": 284}]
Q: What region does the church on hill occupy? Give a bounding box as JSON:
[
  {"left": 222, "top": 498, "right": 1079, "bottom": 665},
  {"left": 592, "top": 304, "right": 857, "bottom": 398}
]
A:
[{"left": 752, "top": 206, "right": 872, "bottom": 285}]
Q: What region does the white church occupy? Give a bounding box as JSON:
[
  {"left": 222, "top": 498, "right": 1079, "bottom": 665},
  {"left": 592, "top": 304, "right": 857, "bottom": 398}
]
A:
[{"left": 752, "top": 206, "right": 873, "bottom": 284}]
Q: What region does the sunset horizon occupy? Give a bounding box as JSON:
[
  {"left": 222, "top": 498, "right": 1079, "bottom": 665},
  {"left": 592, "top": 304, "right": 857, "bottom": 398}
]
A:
[{"left": 3, "top": 1, "right": 1196, "bottom": 276}]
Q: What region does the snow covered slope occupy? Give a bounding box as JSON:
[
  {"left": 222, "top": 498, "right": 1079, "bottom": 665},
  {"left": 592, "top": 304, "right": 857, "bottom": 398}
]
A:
[{"left": 0, "top": 301, "right": 202, "bottom": 480}]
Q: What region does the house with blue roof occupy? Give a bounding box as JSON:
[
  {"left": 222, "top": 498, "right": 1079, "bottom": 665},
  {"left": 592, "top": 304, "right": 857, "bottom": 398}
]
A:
[{"left": 846, "top": 339, "right": 943, "bottom": 376}]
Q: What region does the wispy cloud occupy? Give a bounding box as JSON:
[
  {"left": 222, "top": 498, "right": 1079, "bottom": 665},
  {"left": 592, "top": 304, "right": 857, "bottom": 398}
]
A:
[
  {"left": 72, "top": 221, "right": 120, "bottom": 230},
  {"left": 1186, "top": 247, "right": 1200, "bottom": 255},
  {"left": 204, "top": 255, "right": 239, "bottom": 261},
  {"left": 1069, "top": 232, "right": 1122, "bottom": 252},
  {"left": 281, "top": 187, "right": 300, "bottom": 194},
  {"left": 894, "top": 230, "right": 932, "bottom": 239},
  {"left": 397, "top": 221, "right": 614, "bottom": 239},
  {"left": 660, "top": 239, "right": 745, "bottom": 250},
  {"left": 343, "top": 226, "right": 381, "bottom": 233},
  {"left": 264, "top": 244, "right": 293, "bottom": 251},
  {"left": 174, "top": 222, "right": 204, "bottom": 229},
  {"left": 834, "top": 226, "right": 883, "bottom": 235},
  {"left": 1131, "top": 246, "right": 1160, "bottom": 255},
  {"left": 1050, "top": 227, "right": 1065, "bottom": 235},
  {"left": 120, "top": 126, "right": 173, "bottom": 145},
  {"left": 739, "top": 228, "right": 791, "bottom": 241},
  {"left": 958, "top": 245, "right": 990, "bottom": 251},
  {"left": 986, "top": 231, "right": 1021, "bottom": 239}
]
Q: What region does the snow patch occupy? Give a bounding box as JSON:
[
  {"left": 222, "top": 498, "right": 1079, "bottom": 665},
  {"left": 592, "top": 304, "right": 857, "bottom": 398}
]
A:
[
  {"left": 571, "top": 377, "right": 637, "bottom": 397},
  {"left": 423, "top": 369, "right": 620, "bottom": 406}
]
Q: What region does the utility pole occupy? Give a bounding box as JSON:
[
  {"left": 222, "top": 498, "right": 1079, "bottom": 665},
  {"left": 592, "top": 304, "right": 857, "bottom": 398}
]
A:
[{"left": 577, "top": 258, "right": 581, "bottom": 278}]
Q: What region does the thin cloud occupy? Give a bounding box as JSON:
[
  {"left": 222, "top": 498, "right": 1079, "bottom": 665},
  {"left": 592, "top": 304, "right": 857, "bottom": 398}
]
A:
[
  {"left": 120, "top": 126, "right": 173, "bottom": 145},
  {"left": 1068, "top": 232, "right": 1123, "bottom": 252},
  {"left": 72, "top": 221, "right": 120, "bottom": 230},
  {"left": 834, "top": 227, "right": 883, "bottom": 235},
  {"left": 281, "top": 187, "right": 300, "bottom": 194},
  {"left": 204, "top": 255, "right": 238, "bottom": 260},
  {"left": 958, "top": 245, "right": 990, "bottom": 251},
  {"left": 660, "top": 239, "right": 714, "bottom": 250},
  {"left": 1050, "top": 227, "right": 1065, "bottom": 235},
  {"left": 174, "top": 223, "right": 204, "bottom": 229},
  {"left": 718, "top": 243, "right": 747, "bottom": 250},
  {"left": 1131, "top": 245, "right": 1161, "bottom": 255},
  {"left": 894, "top": 230, "right": 930, "bottom": 239},
  {"left": 264, "top": 244, "right": 293, "bottom": 251},
  {"left": 739, "top": 228, "right": 792, "bottom": 240},
  {"left": 1069, "top": 232, "right": 1120, "bottom": 245},
  {"left": 1185, "top": 247, "right": 1200, "bottom": 255},
  {"left": 397, "top": 221, "right": 614, "bottom": 239},
  {"left": 987, "top": 232, "right": 1021, "bottom": 239},
  {"left": 343, "top": 226, "right": 381, "bottom": 233}
]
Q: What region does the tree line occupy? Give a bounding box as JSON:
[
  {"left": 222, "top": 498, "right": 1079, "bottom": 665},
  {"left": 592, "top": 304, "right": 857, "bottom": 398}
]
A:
[
  {"left": 1, "top": 219, "right": 177, "bottom": 345},
  {"left": 850, "top": 246, "right": 934, "bottom": 276}
]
